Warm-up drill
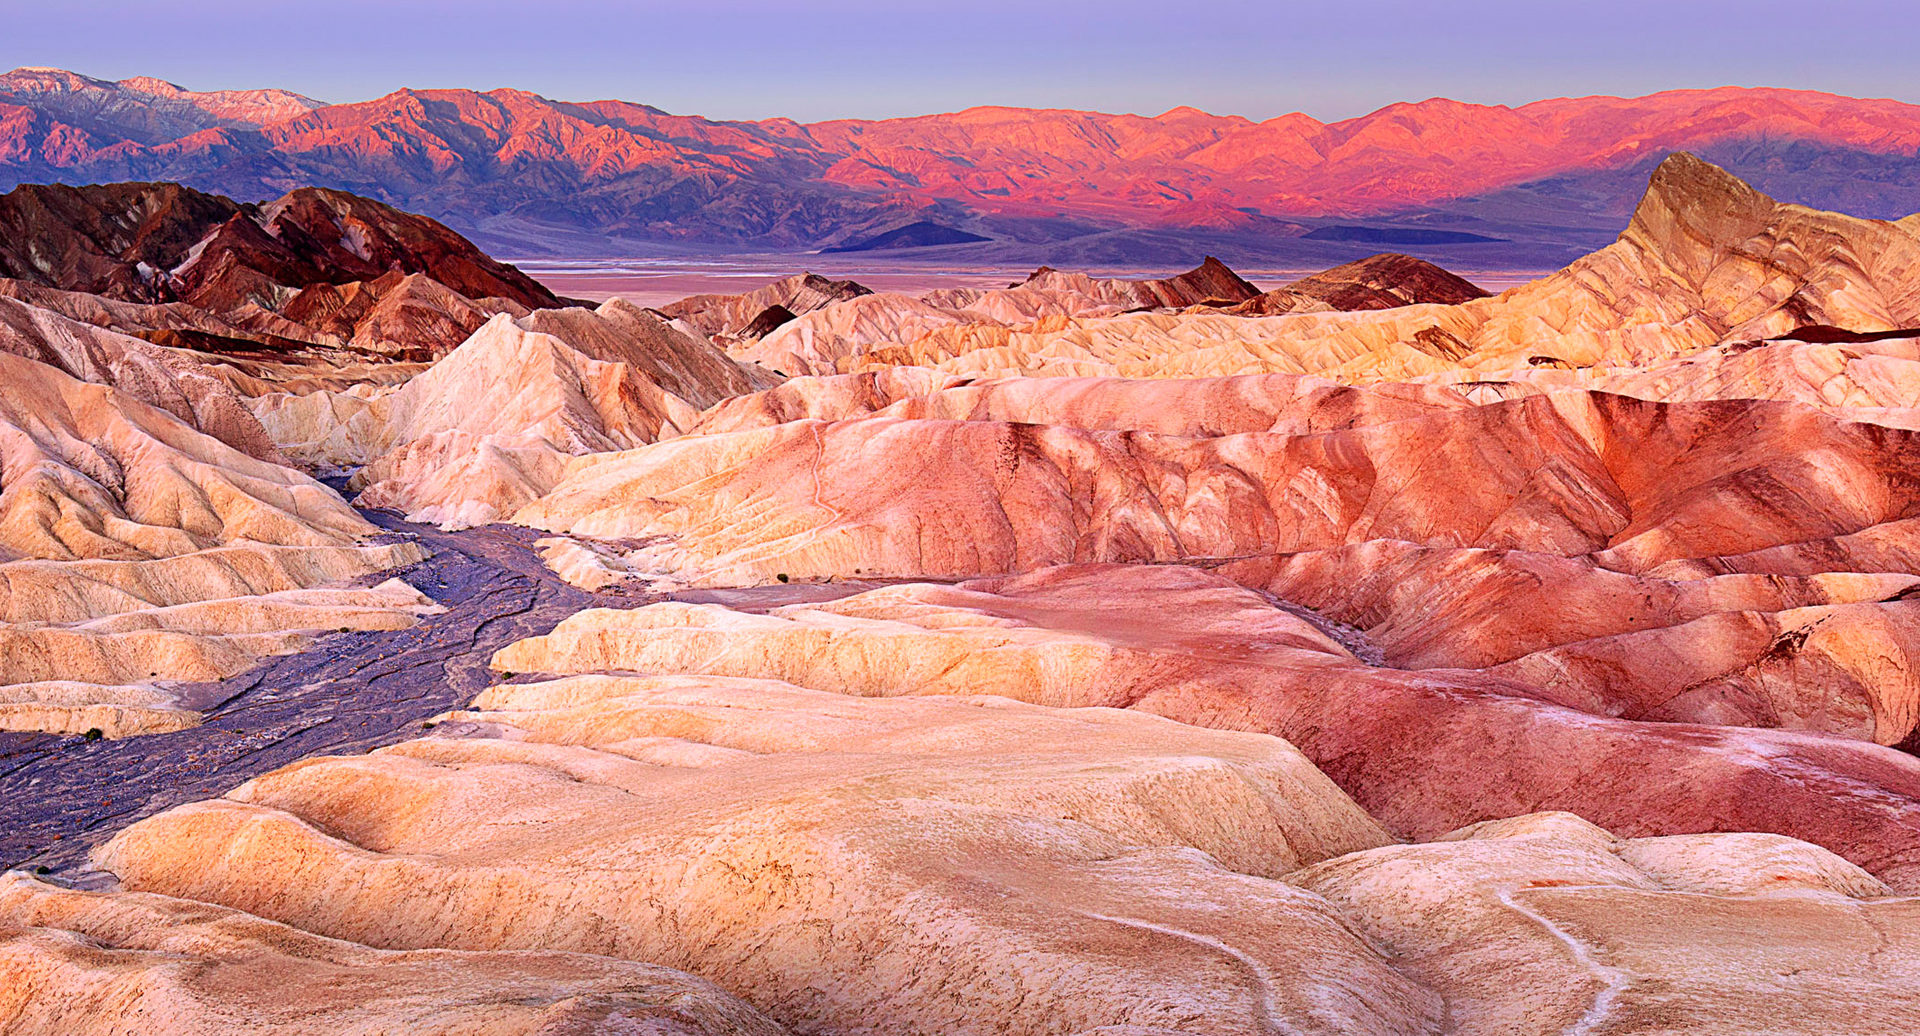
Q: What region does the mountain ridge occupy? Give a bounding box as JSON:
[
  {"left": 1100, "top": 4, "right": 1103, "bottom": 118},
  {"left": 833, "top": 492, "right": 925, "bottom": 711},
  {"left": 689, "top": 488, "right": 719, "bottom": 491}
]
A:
[{"left": 4, "top": 70, "right": 1919, "bottom": 260}]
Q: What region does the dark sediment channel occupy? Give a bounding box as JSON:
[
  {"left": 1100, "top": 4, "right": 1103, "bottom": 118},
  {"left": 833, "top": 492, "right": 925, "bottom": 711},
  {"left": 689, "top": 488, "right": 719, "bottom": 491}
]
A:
[{"left": 0, "top": 510, "right": 639, "bottom": 881}]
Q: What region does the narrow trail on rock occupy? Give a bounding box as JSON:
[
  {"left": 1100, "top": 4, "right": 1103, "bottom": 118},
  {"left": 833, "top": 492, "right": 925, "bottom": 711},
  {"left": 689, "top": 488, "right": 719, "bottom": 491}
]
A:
[{"left": 0, "top": 510, "right": 640, "bottom": 881}]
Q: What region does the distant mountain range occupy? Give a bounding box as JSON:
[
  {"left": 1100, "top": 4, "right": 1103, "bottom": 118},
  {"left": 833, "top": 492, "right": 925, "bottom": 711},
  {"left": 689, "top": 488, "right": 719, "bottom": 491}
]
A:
[{"left": 4, "top": 67, "right": 1919, "bottom": 265}]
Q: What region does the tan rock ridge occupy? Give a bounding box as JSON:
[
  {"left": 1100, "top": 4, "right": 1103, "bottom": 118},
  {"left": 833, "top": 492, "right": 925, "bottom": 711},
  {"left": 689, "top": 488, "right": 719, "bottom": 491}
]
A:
[
  {"left": 520, "top": 296, "right": 778, "bottom": 404},
  {"left": 731, "top": 258, "right": 1272, "bottom": 377},
  {"left": 689, "top": 367, "right": 1467, "bottom": 437},
  {"left": 0, "top": 683, "right": 201, "bottom": 741},
  {"left": 732, "top": 291, "right": 978, "bottom": 376},
  {"left": 0, "top": 351, "right": 374, "bottom": 562},
  {"left": 0, "top": 351, "right": 435, "bottom": 735},
  {"left": 0, "top": 873, "right": 787, "bottom": 1035},
  {"left": 349, "top": 313, "right": 703, "bottom": 517},
  {"left": 685, "top": 366, "right": 966, "bottom": 435},
  {"left": 660, "top": 271, "right": 873, "bottom": 343},
  {"left": 867, "top": 369, "right": 1470, "bottom": 434},
  {"left": 0, "top": 276, "right": 430, "bottom": 401},
  {"left": 1422, "top": 331, "right": 1920, "bottom": 428},
  {"left": 0, "top": 293, "right": 284, "bottom": 461}
]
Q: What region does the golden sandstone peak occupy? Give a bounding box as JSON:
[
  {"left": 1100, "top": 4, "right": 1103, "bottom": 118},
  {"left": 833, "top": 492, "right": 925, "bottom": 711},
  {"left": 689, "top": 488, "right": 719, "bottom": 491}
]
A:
[{"left": 1624, "top": 150, "right": 1778, "bottom": 253}]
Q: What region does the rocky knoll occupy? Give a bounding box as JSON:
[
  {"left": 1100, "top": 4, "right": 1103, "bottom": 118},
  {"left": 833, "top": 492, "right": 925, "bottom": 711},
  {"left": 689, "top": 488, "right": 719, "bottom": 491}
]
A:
[
  {"left": 349, "top": 316, "right": 702, "bottom": 528},
  {"left": 1212, "top": 253, "right": 1489, "bottom": 318},
  {"left": 0, "top": 180, "right": 564, "bottom": 379},
  {"left": 1266, "top": 252, "right": 1491, "bottom": 311},
  {"left": 1018, "top": 256, "right": 1262, "bottom": 310},
  {"left": 660, "top": 272, "right": 873, "bottom": 344},
  {"left": 252, "top": 300, "right": 768, "bottom": 525},
  {"left": 520, "top": 297, "right": 775, "bottom": 406}
]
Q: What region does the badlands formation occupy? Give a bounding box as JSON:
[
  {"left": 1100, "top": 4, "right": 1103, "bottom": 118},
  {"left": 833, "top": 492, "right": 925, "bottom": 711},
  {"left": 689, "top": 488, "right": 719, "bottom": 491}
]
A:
[{"left": 9, "top": 154, "right": 1920, "bottom": 1033}]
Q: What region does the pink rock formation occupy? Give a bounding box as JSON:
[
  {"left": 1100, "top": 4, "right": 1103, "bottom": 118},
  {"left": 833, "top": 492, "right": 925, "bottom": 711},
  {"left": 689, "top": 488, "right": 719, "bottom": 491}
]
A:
[
  {"left": 513, "top": 391, "right": 1920, "bottom": 587},
  {"left": 491, "top": 564, "right": 1920, "bottom": 891}
]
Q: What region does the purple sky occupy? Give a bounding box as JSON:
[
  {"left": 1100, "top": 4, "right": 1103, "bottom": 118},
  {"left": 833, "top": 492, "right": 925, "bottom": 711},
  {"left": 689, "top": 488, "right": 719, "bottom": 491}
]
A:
[{"left": 7, "top": 0, "right": 1918, "bottom": 122}]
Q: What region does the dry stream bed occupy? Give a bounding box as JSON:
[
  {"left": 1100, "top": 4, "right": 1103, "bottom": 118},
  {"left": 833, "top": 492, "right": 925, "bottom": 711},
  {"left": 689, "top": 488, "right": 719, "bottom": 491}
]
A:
[{"left": 0, "top": 510, "right": 627, "bottom": 880}]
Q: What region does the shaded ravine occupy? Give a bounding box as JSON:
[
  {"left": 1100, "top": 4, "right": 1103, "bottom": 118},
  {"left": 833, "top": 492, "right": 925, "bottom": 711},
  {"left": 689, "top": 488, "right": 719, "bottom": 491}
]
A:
[{"left": 0, "top": 510, "right": 634, "bottom": 880}]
